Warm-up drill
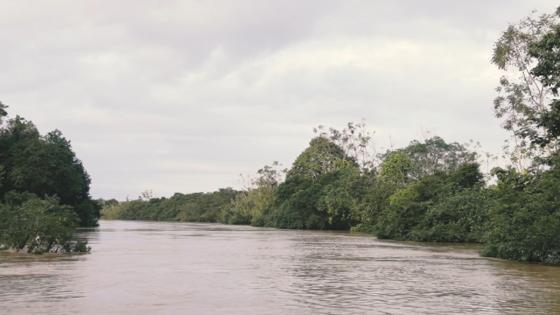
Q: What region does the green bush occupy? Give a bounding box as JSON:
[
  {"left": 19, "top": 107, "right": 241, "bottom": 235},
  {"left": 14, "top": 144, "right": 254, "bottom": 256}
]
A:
[
  {"left": 482, "top": 165, "right": 560, "bottom": 264},
  {"left": 0, "top": 193, "right": 79, "bottom": 253}
]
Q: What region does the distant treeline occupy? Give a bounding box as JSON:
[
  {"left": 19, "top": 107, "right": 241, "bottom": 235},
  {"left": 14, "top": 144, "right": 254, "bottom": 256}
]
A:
[
  {"left": 103, "top": 8, "right": 560, "bottom": 265},
  {"left": 0, "top": 104, "right": 99, "bottom": 254},
  {"left": 102, "top": 189, "right": 240, "bottom": 222}
]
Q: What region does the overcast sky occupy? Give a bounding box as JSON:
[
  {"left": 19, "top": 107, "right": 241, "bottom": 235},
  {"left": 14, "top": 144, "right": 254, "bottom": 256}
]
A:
[{"left": 1, "top": 1, "right": 558, "bottom": 199}]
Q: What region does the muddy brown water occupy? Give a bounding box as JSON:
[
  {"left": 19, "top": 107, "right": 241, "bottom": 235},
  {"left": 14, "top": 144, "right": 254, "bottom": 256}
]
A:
[{"left": 1, "top": 220, "right": 559, "bottom": 314}]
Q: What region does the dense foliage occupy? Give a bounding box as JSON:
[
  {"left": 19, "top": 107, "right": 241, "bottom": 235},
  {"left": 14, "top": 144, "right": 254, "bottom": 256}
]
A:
[
  {"left": 105, "top": 136, "right": 487, "bottom": 238},
  {"left": 0, "top": 104, "right": 98, "bottom": 253},
  {"left": 481, "top": 163, "right": 560, "bottom": 264},
  {"left": 0, "top": 114, "right": 100, "bottom": 226},
  {"left": 258, "top": 137, "right": 363, "bottom": 230},
  {"left": 374, "top": 163, "right": 487, "bottom": 242},
  {"left": 102, "top": 188, "right": 240, "bottom": 223},
  {"left": 0, "top": 192, "right": 87, "bottom": 253},
  {"left": 220, "top": 163, "right": 284, "bottom": 225}
]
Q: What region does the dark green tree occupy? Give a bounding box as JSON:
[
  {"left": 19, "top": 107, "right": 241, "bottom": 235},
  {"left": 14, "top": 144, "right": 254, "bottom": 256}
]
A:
[
  {"left": 0, "top": 192, "right": 85, "bottom": 253},
  {"left": 492, "top": 9, "right": 560, "bottom": 166},
  {"left": 526, "top": 24, "right": 560, "bottom": 149},
  {"left": 262, "top": 137, "right": 363, "bottom": 229},
  {"left": 0, "top": 111, "right": 100, "bottom": 226},
  {"left": 375, "top": 163, "right": 486, "bottom": 241},
  {"left": 483, "top": 162, "right": 560, "bottom": 264}
]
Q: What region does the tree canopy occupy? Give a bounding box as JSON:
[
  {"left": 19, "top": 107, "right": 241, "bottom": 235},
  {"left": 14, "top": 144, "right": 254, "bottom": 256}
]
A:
[{"left": 0, "top": 115, "right": 99, "bottom": 226}]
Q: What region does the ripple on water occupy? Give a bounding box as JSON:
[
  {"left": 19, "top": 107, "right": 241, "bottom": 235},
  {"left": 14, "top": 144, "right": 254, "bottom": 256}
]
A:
[{"left": 1, "top": 220, "right": 560, "bottom": 315}]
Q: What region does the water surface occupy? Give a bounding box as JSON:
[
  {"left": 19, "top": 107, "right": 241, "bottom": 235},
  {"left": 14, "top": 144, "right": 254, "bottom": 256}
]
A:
[{"left": 1, "top": 220, "right": 560, "bottom": 314}]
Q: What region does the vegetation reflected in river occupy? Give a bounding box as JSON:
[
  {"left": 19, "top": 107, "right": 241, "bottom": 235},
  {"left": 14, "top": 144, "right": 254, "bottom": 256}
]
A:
[{"left": 1, "top": 220, "right": 559, "bottom": 315}]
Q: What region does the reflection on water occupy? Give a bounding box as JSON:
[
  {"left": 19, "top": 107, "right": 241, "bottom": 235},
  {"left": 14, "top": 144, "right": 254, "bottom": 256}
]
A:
[{"left": 1, "top": 220, "right": 559, "bottom": 315}]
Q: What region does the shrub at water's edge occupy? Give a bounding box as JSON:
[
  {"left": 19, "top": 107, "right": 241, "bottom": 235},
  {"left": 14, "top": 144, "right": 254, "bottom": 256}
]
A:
[
  {"left": 0, "top": 192, "right": 90, "bottom": 254},
  {"left": 481, "top": 164, "right": 560, "bottom": 265}
]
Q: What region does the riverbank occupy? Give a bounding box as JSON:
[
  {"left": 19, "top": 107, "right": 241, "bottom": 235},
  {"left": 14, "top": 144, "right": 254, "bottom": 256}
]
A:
[{"left": 0, "top": 240, "right": 90, "bottom": 255}]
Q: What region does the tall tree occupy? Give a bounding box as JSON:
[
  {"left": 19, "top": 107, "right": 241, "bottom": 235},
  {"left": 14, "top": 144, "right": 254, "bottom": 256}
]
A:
[
  {"left": 527, "top": 23, "right": 560, "bottom": 149},
  {"left": 263, "top": 137, "right": 363, "bottom": 230},
  {"left": 492, "top": 10, "right": 560, "bottom": 167},
  {"left": 0, "top": 114, "right": 100, "bottom": 226}
]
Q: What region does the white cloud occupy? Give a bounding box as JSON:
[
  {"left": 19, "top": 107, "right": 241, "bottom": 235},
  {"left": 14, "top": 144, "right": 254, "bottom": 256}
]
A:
[{"left": 0, "top": 0, "right": 557, "bottom": 199}]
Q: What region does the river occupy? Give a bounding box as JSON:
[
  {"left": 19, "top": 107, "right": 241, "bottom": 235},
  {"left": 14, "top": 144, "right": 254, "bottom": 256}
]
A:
[{"left": 1, "top": 220, "right": 559, "bottom": 314}]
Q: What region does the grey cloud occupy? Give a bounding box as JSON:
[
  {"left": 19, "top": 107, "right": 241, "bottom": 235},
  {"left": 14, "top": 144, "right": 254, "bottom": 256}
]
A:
[{"left": 0, "top": 0, "right": 556, "bottom": 199}]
